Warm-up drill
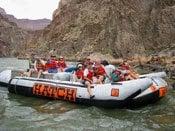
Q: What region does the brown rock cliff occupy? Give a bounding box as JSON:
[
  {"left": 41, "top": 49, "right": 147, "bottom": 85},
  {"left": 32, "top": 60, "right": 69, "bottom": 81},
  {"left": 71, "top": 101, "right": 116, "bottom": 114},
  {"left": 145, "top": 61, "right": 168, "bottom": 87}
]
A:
[
  {"left": 31, "top": 0, "right": 175, "bottom": 59},
  {"left": 0, "top": 7, "right": 51, "bottom": 31},
  {"left": 0, "top": 14, "right": 29, "bottom": 57}
]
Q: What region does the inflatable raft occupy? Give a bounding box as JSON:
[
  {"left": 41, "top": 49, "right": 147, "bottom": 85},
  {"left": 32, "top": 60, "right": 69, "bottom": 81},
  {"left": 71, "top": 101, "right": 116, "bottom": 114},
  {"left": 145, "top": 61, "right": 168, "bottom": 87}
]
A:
[{"left": 0, "top": 70, "right": 168, "bottom": 108}]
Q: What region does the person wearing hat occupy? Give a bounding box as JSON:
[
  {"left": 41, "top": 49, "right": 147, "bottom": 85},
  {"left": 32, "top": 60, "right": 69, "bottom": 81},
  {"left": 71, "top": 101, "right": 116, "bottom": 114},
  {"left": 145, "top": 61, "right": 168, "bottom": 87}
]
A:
[
  {"left": 57, "top": 56, "right": 67, "bottom": 72},
  {"left": 27, "top": 57, "right": 46, "bottom": 78},
  {"left": 93, "top": 61, "right": 106, "bottom": 84},
  {"left": 101, "top": 60, "right": 116, "bottom": 83},
  {"left": 119, "top": 59, "right": 139, "bottom": 80},
  {"left": 45, "top": 55, "right": 59, "bottom": 73},
  {"left": 83, "top": 57, "right": 91, "bottom": 67},
  {"left": 72, "top": 63, "right": 84, "bottom": 82},
  {"left": 83, "top": 62, "right": 95, "bottom": 99}
]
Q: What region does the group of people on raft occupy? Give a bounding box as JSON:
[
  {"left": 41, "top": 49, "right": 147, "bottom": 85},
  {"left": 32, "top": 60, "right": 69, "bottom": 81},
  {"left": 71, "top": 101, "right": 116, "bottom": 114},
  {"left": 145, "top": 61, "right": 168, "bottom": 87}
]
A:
[
  {"left": 27, "top": 55, "right": 67, "bottom": 78},
  {"left": 23, "top": 55, "right": 139, "bottom": 99}
]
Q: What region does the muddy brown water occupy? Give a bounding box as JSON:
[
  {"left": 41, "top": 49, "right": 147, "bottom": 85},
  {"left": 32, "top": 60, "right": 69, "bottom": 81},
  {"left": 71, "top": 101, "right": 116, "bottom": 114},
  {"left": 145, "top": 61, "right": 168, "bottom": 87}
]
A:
[{"left": 0, "top": 58, "right": 175, "bottom": 130}]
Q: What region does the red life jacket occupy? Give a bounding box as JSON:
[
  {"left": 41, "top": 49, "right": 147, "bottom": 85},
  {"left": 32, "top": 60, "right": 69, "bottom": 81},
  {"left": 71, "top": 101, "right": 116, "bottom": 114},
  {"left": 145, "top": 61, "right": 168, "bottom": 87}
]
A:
[
  {"left": 112, "top": 69, "right": 125, "bottom": 81},
  {"left": 87, "top": 70, "right": 94, "bottom": 80},
  {"left": 57, "top": 60, "right": 67, "bottom": 68},
  {"left": 113, "top": 69, "right": 121, "bottom": 75},
  {"left": 96, "top": 66, "right": 106, "bottom": 76},
  {"left": 45, "top": 63, "right": 50, "bottom": 70},
  {"left": 45, "top": 59, "right": 58, "bottom": 69},
  {"left": 75, "top": 70, "right": 84, "bottom": 79}
]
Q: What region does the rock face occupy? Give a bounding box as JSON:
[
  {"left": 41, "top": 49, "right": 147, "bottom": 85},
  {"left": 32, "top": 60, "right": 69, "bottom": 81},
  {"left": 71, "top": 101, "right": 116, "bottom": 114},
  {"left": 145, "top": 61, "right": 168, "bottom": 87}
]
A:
[
  {"left": 0, "top": 7, "right": 50, "bottom": 57},
  {"left": 0, "top": 14, "right": 28, "bottom": 57},
  {"left": 0, "top": 7, "right": 6, "bottom": 15},
  {"left": 0, "top": 7, "right": 51, "bottom": 31},
  {"left": 32, "top": 0, "right": 175, "bottom": 59},
  {"left": 8, "top": 17, "right": 51, "bottom": 31}
]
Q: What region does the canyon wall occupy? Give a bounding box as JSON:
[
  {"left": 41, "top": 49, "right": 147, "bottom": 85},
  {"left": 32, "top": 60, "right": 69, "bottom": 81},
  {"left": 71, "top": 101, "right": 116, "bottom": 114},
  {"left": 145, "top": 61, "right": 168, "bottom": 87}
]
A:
[{"left": 32, "top": 0, "right": 175, "bottom": 59}]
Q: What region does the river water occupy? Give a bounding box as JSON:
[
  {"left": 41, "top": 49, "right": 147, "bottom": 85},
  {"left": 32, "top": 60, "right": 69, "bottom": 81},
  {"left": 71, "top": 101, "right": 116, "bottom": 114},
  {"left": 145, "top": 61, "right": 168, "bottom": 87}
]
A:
[{"left": 0, "top": 58, "right": 175, "bottom": 130}]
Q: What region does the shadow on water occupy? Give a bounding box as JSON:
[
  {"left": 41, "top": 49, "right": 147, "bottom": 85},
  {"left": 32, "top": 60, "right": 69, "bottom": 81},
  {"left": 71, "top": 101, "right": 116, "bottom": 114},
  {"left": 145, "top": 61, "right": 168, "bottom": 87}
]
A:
[{"left": 7, "top": 92, "right": 82, "bottom": 114}]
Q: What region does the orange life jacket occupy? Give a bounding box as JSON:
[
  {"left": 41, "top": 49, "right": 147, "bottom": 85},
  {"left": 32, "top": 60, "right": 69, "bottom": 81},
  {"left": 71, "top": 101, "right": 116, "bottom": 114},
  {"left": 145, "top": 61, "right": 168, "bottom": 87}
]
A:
[{"left": 36, "top": 63, "right": 45, "bottom": 71}]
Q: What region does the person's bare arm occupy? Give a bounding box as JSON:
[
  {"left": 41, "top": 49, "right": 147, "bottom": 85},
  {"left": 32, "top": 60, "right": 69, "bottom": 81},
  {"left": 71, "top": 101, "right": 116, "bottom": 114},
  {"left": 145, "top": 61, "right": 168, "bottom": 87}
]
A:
[
  {"left": 39, "top": 59, "right": 46, "bottom": 66},
  {"left": 34, "top": 61, "right": 37, "bottom": 71}
]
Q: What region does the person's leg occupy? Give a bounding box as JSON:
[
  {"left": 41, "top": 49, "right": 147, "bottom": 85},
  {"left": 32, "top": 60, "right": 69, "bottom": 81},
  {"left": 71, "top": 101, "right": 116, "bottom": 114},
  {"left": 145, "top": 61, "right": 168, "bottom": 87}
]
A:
[
  {"left": 124, "top": 70, "right": 134, "bottom": 80},
  {"left": 37, "top": 70, "right": 43, "bottom": 78},
  {"left": 130, "top": 71, "right": 139, "bottom": 79},
  {"left": 28, "top": 69, "right": 34, "bottom": 77},
  {"left": 127, "top": 70, "right": 138, "bottom": 79},
  {"left": 92, "top": 77, "right": 98, "bottom": 84},
  {"left": 98, "top": 75, "right": 104, "bottom": 84},
  {"left": 85, "top": 81, "right": 92, "bottom": 96},
  {"left": 19, "top": 70, "right": 25, "bottom": 77},
  {"left": 72, "top": 74, "right": 77, "bottom": 82},
  {"left": 126, "top": 75, "right": 134, "bottom": 80},
  {"left": 23, "top": 71, "right": 29, "bottom": 77},
  {"left": 85, "top": 81, "right": 95, "bottom": 98}
]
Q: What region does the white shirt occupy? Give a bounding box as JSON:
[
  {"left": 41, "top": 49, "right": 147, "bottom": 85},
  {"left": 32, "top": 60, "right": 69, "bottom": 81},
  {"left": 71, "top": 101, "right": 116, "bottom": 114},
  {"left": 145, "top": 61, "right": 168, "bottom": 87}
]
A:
[
  {"left": 84, "top": 68, "right": 89, "bottom": 77},
  {"left": 105, "top": 64, "right": 116, "bottom": 76}
]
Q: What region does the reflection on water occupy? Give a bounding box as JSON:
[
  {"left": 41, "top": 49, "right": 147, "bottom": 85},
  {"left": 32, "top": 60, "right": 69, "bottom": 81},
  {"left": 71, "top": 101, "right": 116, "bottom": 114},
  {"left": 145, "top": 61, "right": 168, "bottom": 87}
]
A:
[{"left": 0, "top": 58, "right": 175, "bottom": 130}]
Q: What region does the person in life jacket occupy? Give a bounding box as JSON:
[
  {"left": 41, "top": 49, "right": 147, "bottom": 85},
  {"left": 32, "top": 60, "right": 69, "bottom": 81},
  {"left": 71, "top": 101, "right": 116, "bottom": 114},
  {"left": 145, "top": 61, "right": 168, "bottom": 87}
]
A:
[
  {"left": 45, "top": 55, "right": 59, "bottom": 73},
  {"left": 101, "top": 60, "right": 116, "bottom": 83},
  {"left": 93, "top": 62, "right": 107, "bottom": 84},
  {"left": 119, "top": 59, "right": 139, "bottom": 80},
  {"left": 73, "top": 63, "right": 84, "bottom": 82},
  {"left": 83, "top": 62, "right": 95, "bottom": 99},
  {"left": 83, "top": 57, "right": 91, "bottom": 67},
  {"left": 110, "top": 68, "right": 125, "bottom": 82},
  {"left": 27, "top": 57, "right": 46, "bottom": 78},
  {"left": 57, "top": 56, "right": 67, "bottom": 72}
]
